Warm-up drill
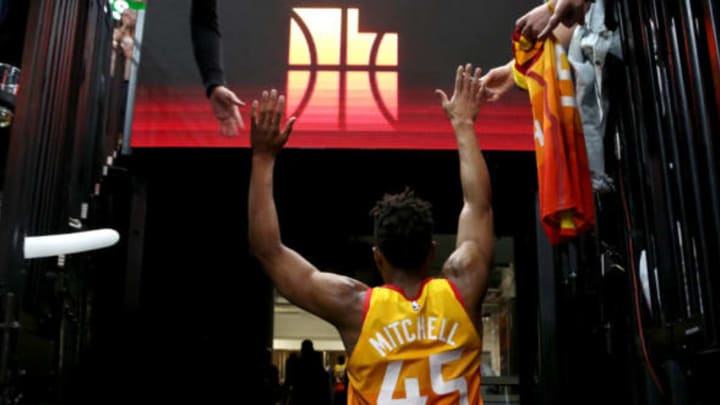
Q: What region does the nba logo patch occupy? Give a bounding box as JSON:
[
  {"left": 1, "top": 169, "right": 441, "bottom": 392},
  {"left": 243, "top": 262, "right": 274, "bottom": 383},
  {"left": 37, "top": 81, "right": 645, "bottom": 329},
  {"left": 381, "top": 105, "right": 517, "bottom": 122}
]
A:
[{"left": 411, "top": 301, "right": 420, "bottom": 311}]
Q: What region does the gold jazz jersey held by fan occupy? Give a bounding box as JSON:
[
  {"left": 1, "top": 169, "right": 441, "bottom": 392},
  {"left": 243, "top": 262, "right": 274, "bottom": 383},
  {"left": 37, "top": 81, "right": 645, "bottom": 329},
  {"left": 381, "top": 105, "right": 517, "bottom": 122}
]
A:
[{"left": 348, "top": 278, "right": 483, "bottom": 405}]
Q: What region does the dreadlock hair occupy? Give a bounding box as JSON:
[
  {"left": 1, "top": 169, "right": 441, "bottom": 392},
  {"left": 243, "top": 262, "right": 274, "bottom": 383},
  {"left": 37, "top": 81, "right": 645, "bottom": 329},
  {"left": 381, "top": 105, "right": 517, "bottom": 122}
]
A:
[{"left": 369, "top": 187, "right": 434, "bottom": 270}]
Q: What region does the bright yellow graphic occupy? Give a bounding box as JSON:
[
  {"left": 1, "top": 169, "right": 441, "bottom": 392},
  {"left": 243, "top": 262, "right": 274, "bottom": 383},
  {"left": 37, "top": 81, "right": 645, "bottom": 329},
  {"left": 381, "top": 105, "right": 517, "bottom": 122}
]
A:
[{"left": 287, "top": 8, "right": 398, "bottom": 131}]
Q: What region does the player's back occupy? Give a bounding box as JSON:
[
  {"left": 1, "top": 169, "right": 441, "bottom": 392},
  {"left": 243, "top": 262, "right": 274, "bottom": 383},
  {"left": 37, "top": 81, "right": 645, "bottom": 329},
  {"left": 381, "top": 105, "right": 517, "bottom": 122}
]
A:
[{"left": 347, "top": 278, "right": 483, "bottom": 405}]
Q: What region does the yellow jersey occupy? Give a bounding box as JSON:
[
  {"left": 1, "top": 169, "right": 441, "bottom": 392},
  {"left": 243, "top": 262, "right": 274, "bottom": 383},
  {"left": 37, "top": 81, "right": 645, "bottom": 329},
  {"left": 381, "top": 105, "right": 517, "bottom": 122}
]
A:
[{"left": 347, "top": 278, "right": 483, "bottom": 404}]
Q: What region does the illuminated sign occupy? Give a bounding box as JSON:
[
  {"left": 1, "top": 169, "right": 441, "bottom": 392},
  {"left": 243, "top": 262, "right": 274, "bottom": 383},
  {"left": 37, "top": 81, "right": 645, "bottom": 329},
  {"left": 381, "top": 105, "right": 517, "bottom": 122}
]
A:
[
  {"left": 108, "top": 0, "right": 145, "bottom": 20},
  {"left": 129, "top": 1, "right": 535, "bottom": 150},
  {"left": 286, "top": 8, "right": 398, "bottom": 132}
]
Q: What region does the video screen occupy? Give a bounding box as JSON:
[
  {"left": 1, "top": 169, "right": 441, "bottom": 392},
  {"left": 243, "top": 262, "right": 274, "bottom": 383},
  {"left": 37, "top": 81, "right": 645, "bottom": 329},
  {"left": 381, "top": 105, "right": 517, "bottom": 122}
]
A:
[{"left": 130, "top": 0, "right": 535, "bottom": 151}]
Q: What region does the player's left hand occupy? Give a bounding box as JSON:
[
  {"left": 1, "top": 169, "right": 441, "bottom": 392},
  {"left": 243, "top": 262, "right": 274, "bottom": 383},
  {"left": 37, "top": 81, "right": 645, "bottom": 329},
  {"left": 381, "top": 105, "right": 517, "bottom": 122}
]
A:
[{"left": 250, "top": 89, "right": 296, "bottom": 157}]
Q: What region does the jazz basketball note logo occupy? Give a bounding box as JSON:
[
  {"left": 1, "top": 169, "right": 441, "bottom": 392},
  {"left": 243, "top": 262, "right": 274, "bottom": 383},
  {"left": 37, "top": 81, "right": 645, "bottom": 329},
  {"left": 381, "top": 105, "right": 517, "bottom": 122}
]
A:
[{"left": 287, "top": 8, "right": 398, "bottom": 131}]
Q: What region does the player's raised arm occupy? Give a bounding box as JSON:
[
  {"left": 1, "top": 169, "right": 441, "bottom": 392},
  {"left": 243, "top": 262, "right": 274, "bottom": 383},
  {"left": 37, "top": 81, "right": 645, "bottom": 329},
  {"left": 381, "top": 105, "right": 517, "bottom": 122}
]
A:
[
  {"left": 436, "top": 64, "right": 494, "bottom": 314},
  {"left": 247, "top": 89, "right": 368, "bottom": 328}
]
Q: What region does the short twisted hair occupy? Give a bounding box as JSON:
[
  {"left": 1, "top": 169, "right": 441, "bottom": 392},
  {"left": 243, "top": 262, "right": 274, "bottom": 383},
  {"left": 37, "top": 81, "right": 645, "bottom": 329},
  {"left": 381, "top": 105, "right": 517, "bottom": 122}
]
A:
[{"left": 370, "top": 187, "right": 434, "bottom": 270}]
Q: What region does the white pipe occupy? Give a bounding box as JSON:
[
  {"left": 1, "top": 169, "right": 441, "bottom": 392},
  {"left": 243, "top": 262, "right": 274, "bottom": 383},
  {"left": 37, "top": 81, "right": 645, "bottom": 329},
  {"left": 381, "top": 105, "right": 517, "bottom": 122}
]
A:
[{"left": 24, "top": 229, "right": 120, "bottom": 259}]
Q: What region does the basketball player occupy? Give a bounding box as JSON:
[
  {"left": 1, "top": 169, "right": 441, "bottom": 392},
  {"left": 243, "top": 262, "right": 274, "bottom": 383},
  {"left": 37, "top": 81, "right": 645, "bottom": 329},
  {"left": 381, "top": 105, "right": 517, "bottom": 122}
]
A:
[{"left": 248, "top": 63, "right": 494, "bottom": 404}]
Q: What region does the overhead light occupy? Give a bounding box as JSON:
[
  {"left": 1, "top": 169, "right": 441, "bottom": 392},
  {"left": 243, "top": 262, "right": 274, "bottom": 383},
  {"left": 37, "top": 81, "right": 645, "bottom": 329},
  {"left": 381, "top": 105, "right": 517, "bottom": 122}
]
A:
[{"left": 24, "top": 228, "right": 120, "bottom": 259}]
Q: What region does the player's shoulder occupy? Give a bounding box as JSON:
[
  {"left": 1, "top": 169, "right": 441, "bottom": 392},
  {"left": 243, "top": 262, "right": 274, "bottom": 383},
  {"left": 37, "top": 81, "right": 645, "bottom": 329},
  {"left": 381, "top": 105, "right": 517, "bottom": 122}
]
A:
[{"left": 441, "top": 241, "right": 489, "bottom": 278}]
